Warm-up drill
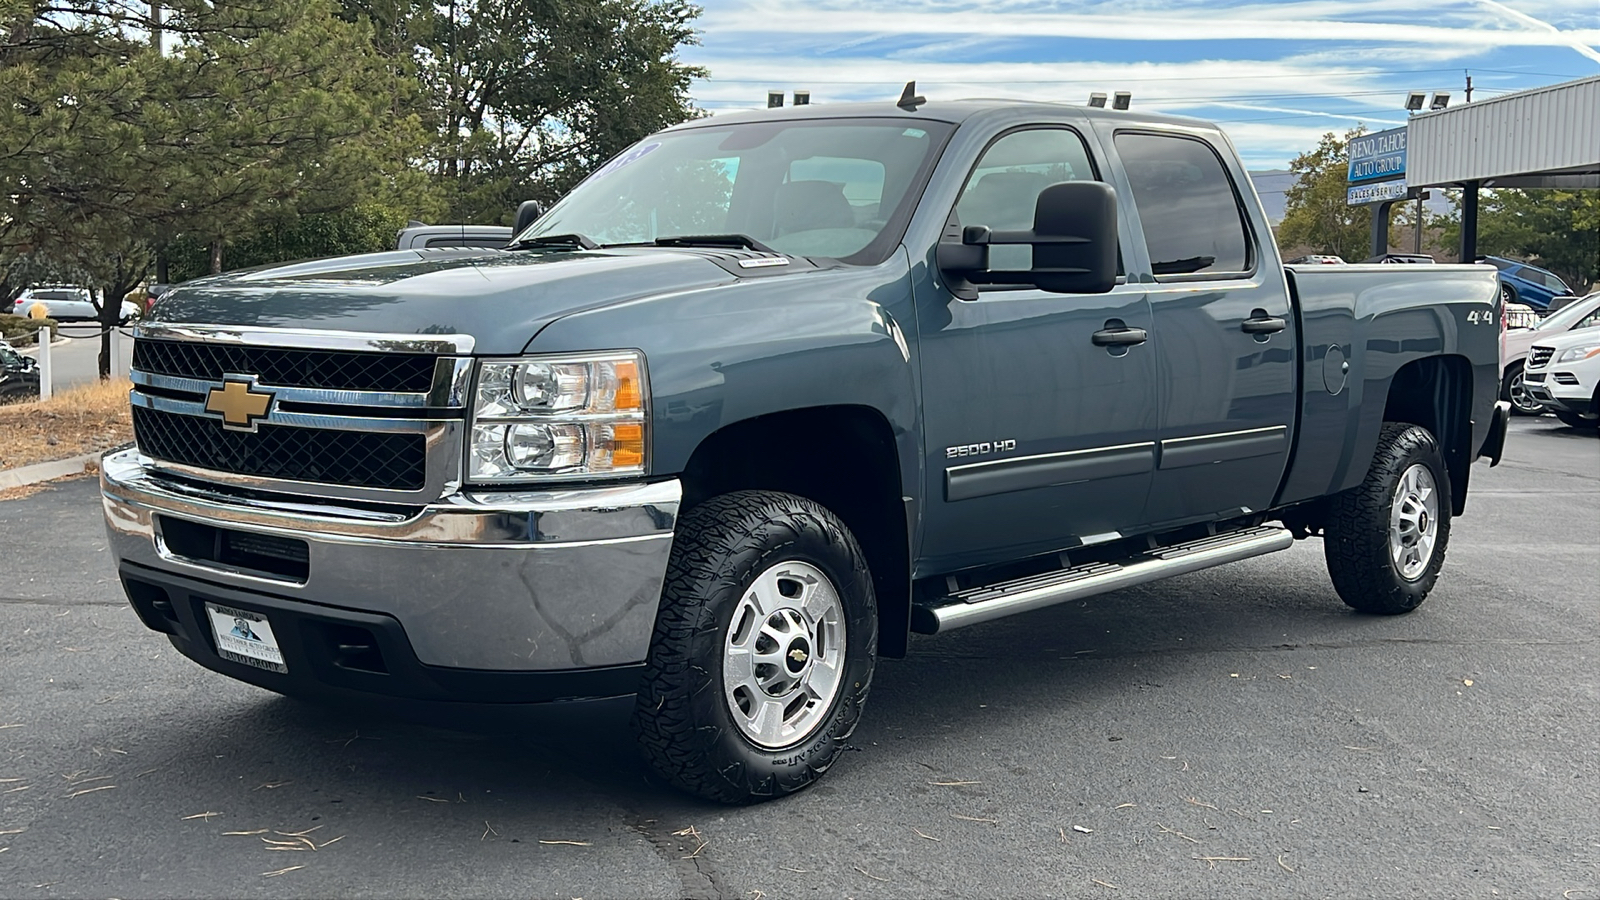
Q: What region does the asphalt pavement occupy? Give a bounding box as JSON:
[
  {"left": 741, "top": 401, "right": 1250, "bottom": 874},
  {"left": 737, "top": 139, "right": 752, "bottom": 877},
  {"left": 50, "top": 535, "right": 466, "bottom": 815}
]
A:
[{"left": 0, "top": 418, "right": 1596, "bottom": 898}]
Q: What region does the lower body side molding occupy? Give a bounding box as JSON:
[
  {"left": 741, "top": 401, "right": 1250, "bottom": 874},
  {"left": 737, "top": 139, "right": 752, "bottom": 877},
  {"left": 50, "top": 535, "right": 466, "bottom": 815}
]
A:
[{"left": 911, "top": 525, "right": 1294, "bottom": 634}]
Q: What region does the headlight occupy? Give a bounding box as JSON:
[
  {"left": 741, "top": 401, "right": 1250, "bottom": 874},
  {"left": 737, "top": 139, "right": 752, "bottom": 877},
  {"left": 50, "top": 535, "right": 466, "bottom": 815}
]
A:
[
  {"left": 467, "top": 351, "right": 648, "bottom": 482},
  {"left": 1554, "top": 345, "right": 1600, "bottom": 363}
]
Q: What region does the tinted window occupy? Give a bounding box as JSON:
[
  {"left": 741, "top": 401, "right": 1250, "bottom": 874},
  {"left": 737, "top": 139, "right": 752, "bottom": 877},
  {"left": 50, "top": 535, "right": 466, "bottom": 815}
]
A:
[
  {"left": 957, "top": 129, "right": 1097, "bottom": 272},
  {"left": 1115, "top": 132, "right": 1251, "bottom": 276},
  {"left": 957, "top": 129, "right": 1096, "bottom": 231}
]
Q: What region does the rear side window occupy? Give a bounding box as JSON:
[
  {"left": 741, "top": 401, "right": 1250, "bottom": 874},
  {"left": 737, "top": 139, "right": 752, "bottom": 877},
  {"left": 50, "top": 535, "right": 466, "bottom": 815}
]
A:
[{"left": 1115, "top": 132, "right": 1252, "bottom": 277}]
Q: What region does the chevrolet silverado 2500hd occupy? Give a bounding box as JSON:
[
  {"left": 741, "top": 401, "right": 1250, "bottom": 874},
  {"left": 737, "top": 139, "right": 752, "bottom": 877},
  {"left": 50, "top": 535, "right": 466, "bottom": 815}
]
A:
[{"left": 103, "top": 98, "right": 1511, "bottom": 803}]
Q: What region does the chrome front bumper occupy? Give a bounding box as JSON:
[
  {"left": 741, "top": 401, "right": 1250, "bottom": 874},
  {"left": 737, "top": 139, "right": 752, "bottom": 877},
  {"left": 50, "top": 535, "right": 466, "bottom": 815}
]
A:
[{"left": 101, "top": 448, "right": 680, "bottom": 672}]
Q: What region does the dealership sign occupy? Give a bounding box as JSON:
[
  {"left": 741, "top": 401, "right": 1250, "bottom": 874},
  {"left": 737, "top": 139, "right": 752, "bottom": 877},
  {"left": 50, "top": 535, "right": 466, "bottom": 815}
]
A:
[
  {"left": 1346, "top": 126, "right": 1408, "bottom": 205},
  {"left": 1347, "top": 180, "right": 1410, "bottom": 205}
]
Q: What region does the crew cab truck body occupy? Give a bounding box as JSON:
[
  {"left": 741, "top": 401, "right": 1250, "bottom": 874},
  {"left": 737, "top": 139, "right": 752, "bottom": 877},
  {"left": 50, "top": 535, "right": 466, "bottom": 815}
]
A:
[{"left": 103, "top": 100, "right": 1510, "bottom": 804}]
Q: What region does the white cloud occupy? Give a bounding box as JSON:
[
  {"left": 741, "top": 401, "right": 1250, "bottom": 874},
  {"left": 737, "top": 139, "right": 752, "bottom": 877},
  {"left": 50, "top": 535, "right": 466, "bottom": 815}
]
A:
[
  {"left": 699, "top": 2, "right": 1600, "bottom": 48},
  {"left": 684, "top": 0, "right": 1600, "bottom": 165}
]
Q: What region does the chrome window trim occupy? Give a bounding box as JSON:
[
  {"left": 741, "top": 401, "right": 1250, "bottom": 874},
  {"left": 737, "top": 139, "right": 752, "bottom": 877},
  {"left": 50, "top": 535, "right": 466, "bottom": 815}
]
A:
[{"left": 134, "top": 323, "right": 476, "bottom": 355}]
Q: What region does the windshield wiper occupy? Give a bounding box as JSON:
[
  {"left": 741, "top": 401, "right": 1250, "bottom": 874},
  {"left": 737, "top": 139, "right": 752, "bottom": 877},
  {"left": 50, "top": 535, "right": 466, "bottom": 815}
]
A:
[
  {"left": 650, "top": 234, "right": 780, "bottom": 254},
  {"left": 509, "top": 232, "right": 600, "bottom": 251}
]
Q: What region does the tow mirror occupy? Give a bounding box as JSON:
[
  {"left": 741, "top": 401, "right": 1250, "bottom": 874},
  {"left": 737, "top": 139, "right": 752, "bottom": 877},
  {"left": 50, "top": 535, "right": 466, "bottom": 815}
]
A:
[
  {"left": 513, "top": 200, "right": 546, "bottom": 236},
  {"left": 937, "top": 181, "right": 1119, "bottom": 298}
]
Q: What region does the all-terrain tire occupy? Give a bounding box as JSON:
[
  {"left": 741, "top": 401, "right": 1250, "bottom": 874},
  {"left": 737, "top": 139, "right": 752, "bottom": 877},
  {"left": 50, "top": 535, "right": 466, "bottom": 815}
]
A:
[
  {"left": 632, "top": 490, "right": 877, "bottom": 804},
  {"left": 1324, "top": 422, "right": 1451, "bottom": 615}
]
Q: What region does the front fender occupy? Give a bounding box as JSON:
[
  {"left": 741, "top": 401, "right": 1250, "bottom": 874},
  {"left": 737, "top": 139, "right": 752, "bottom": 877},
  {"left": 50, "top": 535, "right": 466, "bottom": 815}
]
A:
[{"left": 523, "top": 254, "right": 922, "bottom": 500}]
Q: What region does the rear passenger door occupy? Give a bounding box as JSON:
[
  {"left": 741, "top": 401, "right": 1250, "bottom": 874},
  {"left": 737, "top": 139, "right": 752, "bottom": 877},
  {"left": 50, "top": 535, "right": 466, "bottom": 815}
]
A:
[{"left": 1109, "top": 130, "right": 1297, "bottom": 528}]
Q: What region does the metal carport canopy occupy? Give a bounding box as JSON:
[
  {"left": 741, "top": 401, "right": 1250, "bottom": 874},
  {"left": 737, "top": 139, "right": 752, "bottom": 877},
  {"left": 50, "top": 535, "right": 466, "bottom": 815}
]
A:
[{"left": 1407, "top": 74, "right": 1600, "bottom": 189}]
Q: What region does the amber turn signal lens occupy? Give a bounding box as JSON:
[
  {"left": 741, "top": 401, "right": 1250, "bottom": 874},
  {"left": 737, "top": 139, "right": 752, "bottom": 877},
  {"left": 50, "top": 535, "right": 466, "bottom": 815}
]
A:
[
  {"left": 612, "top": 360, "right": 643, "bottom": 412},
  {"left": 609, "top": 422, "right": 645, "bottom": 468}
]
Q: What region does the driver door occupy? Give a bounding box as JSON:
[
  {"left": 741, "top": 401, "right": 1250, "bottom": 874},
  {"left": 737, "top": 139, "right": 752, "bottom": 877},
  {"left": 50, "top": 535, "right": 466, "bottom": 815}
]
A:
[{"left": 916, "top": 126, "right": 1158, "bottom": 573}]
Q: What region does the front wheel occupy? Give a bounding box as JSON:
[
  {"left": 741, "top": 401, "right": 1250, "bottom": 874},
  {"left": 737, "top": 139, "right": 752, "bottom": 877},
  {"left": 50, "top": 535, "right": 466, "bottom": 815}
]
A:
[
  {"left": 1501, "top": 364, "right": 1543, "bottom": 416},
  {"left": 632, "top": 490, "right": 877, "bottom": 804},
  {"left": 1324, "top": 423, "right": 1452, "bottom": 615}
]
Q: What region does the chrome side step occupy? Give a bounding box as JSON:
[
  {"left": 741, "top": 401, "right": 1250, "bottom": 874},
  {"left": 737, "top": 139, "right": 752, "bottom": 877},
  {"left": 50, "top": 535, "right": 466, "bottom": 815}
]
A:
[{"left": 912, "top": 525, "right": 1294, "bottom": 634}]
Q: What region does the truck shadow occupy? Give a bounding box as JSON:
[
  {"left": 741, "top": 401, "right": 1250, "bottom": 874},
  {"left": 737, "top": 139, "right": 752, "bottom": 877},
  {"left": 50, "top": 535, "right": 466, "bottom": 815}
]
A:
[{"left": 103, "top": 547, "right": 1440, "bottom": 819}]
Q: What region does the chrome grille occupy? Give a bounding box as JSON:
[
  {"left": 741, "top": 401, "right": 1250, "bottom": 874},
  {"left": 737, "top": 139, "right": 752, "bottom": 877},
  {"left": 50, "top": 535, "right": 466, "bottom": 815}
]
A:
[
  {"left": 133, "top": 339, "right": 435, "bottom": 392},
  {"left": 133, "top": 406, "right": 426, "bottom": 490},
  {"left": 1528, "top": 345, "right": 1555, "bottom": 368},
  {"left": 128, "top": 325, "right": 474, "bottom": 501}
]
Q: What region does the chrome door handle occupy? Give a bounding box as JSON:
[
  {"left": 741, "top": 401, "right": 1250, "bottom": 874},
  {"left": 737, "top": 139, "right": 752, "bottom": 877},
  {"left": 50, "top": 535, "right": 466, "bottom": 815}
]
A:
[{"left": 1092, "top": 327, "right": 1148, "bottom": 346}]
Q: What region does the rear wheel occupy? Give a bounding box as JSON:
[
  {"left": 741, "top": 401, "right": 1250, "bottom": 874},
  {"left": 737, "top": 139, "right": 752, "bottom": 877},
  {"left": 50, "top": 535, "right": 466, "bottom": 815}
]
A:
[
  {"left": 632, "top": 490, "right": 877, "bottom": 804},
  {"left": 1324, "top": 423, "right": 1451, "bottom": 615}
]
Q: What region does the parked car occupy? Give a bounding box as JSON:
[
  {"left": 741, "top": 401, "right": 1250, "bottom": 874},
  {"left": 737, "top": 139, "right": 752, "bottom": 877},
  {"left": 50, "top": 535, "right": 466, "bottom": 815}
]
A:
[
  {"left": 1483, "top": 256, "right": 1571, "bottom": 311},
  {"left": 0, "top": 339, "right": 41, "bottom": 404},
  {"left": 1284, "top": 255, "right": 1345, "bottom": 265},
  {"left": 10, "top": 286, "right": 139, "bottom": 323},
  {"left": 1502, "top": 292, "right": 1600, "bottom": 414},
  {"left": 1522, "top": 328, "right": 1600, "bottom": 429},
  {"left": 395, "top": 222, "right": 513, "bottom": 250},
  {"left": 105, "top": 97, "right": 1508, "bottom": 804}
]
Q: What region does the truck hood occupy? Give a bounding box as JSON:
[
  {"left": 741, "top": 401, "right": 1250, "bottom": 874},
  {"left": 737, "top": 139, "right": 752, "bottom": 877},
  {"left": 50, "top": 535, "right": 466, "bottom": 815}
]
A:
[{"left": 149, "top": 248, "right": 742, "bottom": 355}]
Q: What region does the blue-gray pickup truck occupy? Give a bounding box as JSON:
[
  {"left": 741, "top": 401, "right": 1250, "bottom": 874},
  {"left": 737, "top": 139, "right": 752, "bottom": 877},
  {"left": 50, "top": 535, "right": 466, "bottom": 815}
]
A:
[{"left": 104, "top": 97, "right": 1511, "bottom": 803}]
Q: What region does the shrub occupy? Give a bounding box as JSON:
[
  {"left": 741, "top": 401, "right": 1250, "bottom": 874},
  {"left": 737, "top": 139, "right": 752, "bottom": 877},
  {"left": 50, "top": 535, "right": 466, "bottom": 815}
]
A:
[{"left": 0, "top": 314, "right": 59, "bottom": 346}]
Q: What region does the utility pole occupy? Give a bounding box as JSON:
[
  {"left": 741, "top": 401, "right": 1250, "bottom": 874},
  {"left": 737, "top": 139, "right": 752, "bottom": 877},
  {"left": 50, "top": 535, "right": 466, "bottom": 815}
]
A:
[{"left": 1465, "top": 71, "right": 1473, "bottom": 103}]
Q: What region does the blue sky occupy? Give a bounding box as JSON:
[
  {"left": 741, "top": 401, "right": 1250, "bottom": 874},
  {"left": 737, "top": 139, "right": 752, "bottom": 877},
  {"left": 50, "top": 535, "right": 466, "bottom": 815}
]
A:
[{"left": 680, "top": 0, "right": 1600, "bottom": 169}]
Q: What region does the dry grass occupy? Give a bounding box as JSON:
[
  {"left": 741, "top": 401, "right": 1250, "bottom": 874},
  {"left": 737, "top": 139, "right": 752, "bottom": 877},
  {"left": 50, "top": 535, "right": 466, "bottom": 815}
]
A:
[{"left": 0, "top": 378, "right": 131, "bottom": 471}]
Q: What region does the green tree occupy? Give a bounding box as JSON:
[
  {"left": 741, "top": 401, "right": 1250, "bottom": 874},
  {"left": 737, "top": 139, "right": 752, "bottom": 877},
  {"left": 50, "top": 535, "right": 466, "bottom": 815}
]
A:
[
  {"left": 1439, "top": 189, "right": 1600, "bottom": 293},
  {"left": 1278, "top": 128, "right": 1405, "bottom": 262},
  {"left": 163, "top": 202, "right": 421, "bottom": 283},
  {"left": 345, "top": 0, "right": 706, "bottom": 224},
  {"left": 0, "top": 0, "right": 440, "bottom": 375}
]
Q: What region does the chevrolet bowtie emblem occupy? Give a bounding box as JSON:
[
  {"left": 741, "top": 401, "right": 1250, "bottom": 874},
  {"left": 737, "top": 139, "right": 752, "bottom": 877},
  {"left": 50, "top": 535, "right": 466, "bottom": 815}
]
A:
[
  {"left": 205, "top": 378, "right": 275, "bottom": 431},
  {"left": 788, "top": 648, "right": 808, "bottom": 664}
]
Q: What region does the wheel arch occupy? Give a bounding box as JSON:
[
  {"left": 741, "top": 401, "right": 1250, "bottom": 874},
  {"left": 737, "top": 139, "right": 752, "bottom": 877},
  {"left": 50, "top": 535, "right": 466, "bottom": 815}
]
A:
[
  {"left": 678, "top": 405, "right": 913, "bottom": 658},
  {"left": 1382, "top": 353, "right": 1474, "bottom": 515}
]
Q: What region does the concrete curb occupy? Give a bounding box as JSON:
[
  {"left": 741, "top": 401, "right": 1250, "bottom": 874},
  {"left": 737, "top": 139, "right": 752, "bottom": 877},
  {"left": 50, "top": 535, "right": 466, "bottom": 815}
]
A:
[
  {"left": 14, "top": 334, "right": 74, "bottom": 355},
  {"left": 0, "top": 451, "right": 101, "bottom": 490}
]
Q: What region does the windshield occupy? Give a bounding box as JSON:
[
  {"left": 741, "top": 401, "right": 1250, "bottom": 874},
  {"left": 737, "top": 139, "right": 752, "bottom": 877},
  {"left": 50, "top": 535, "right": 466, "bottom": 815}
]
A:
[
  {"left": 0, "top": 343, "right": 21, "bottom": 365},
  {"left": 522, "top": 118, "right": 954, "bottom": 264},
  {"left": 1535, "top": 293, "right": 1600, "bottom": 331}
]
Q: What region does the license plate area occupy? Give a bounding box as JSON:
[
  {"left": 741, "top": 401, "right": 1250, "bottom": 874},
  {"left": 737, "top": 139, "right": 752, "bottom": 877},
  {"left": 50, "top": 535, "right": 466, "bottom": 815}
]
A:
[{"left": 204, "top": 602, "right": 288, "bottom": 673}]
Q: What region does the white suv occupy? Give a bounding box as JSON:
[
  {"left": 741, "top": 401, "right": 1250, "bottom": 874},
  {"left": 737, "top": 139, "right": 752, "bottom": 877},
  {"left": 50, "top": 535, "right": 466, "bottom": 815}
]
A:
[
  {"left": 1523, "top": 329, "right": 1600, "bottom": 430},
  {"left": 1502, "top": 292, "right": 1600, "bottom": 414}
]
